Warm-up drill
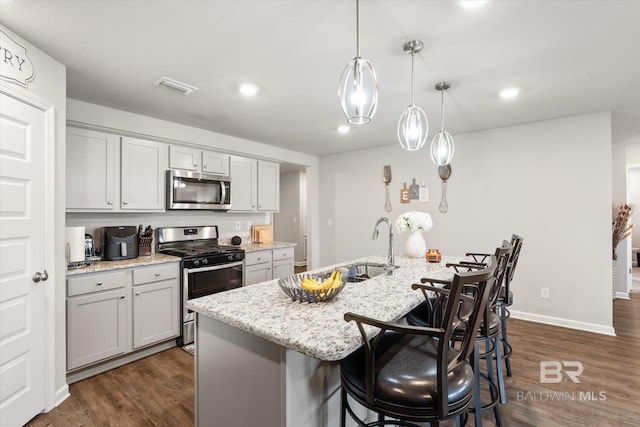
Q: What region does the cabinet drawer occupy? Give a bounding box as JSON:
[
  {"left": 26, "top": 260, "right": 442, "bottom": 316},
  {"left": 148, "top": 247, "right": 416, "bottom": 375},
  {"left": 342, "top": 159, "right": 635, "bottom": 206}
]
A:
[
  {"left": 133, "top": 263, "right": 179, "bottom": 285},
  {"left": 67, "top": 271, "right": 126, "bottom": 297},
  {"left": 273, "top": 247, "right": 294, "bottom": 261},
  {"left": 244, "top": 250, "right": 272, "bottom": 266}
]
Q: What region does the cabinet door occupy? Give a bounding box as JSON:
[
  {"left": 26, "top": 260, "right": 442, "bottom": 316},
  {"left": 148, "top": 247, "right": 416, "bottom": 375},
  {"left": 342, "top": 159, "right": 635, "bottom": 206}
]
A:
[
  {"left": 121, "top": 137, "right": 167, "bottom": 210},
  {"left": 66, "top": 127, "right": 118, "bottom": 210},
  {"left": 229, "top": 155, "right": 257, "bottom": 211},
  {"left": 132, "top": 279, "right": 179, "bottom": 349},
  {"left": 202, "top": 150, "right": 230, "bottom": 175},
  {"left": 244, "top": 263, "right": 272, "bottom": 286},
  {"left": 272, "top": 260, "right": 294, "bottom": 280},
  {"left": 169, "top": 145, "right": 200, "bottom": 171},
  {"left": 67, "top": 288, "right": 127, "bottom": 370},
  {"left": 258, "top": 160, "right": 279, "bottom": 211}
]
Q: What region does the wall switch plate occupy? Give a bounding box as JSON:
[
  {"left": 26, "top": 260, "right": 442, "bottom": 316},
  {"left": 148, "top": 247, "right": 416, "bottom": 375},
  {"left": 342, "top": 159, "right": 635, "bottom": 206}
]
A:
[
  {"left": 540, "top": 287, "right": 550, "bottom": 299},
  {"left": 246, "top": 221, "right": 252, "bottom": 230},
  {"left": 235, "top": 221, "right": 241, "bottom": 231}
]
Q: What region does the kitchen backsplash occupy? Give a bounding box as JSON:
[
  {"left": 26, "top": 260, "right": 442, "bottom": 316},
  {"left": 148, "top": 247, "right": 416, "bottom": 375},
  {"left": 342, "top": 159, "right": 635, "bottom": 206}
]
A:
[{"left": 66, "top": 211, "right": 272, "bottom": 253}]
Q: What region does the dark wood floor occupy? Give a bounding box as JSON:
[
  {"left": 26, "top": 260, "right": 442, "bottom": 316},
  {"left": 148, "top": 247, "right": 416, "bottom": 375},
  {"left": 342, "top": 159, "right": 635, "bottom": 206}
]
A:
[{"left": 27, "top": 293, "right": 639, "bottom": 426}]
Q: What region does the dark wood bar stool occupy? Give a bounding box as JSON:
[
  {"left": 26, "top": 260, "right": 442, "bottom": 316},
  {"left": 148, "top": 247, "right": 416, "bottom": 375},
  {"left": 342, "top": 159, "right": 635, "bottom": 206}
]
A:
[
  {"left": 339, "top": 259, "right": 497, "bottom": 427},
  {"left": 407, "top": 243, "right": 511, "bottom": 427},
  {"left": 497, "top": 234, "right": 523, "bottom": 377}
]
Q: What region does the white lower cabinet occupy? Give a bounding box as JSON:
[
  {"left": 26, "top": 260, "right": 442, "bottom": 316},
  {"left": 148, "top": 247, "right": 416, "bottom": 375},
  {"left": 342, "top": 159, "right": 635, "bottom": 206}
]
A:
[
  {"left": 244, "top": 247, "right": 295, "bottom": 285},
  {"left": 66, "top": 262, "right": 179, "bottom": 373},
  {"left": 272, "top": 247, "right": 294, "bottom": 280},
  {"left": 244, "top": 250, "right": 273, "bottom": 286},
  {"left": 132, "top": 268, "right": 180, "bottom": 349},
  {"left": 67, "top": 287, "right": 127, "bottom": 371}
]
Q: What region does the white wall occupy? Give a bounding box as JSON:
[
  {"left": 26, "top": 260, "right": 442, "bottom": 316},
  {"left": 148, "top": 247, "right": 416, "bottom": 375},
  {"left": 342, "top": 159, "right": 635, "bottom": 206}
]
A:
[
  {"left": 319, "top": 112, "right": 614, "bottom": 334},
  {"left": 1, "top": 25, "right": 69, "bottom": 410},
  {"left": 66, "top": 100, "right": 321, "bottom": 266},
  {"left": 274, "top": 171, "right": 306, "bottom": 264}
]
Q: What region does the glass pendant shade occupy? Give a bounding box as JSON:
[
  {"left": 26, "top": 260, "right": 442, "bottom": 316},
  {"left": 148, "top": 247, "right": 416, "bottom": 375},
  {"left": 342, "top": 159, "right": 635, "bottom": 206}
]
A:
[
  {"left": 397, "top": 104, "right": 428, "bottom": 151},
  {"left": 397, "top": 40, "right": 427, "bottom": 151},
  {"left": 339, "top": 57, "right": 379, "bottom": 124},
  {"left": 430, "top": 130, "right": 455, "bottom": 166},
  {"left": 430, "top": 81, "right": 455, "bottom": 165}
]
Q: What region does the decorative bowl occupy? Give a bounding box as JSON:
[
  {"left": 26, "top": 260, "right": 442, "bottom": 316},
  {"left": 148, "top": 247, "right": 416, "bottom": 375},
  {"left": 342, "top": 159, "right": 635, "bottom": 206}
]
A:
[{"left": 278, "top": 271, "right": 345, "bottom": 303}]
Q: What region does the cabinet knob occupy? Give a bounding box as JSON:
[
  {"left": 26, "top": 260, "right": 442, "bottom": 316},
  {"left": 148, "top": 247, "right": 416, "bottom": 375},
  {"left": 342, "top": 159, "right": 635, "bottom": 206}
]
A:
[
  {"left": 136, "top": 292, "right": 141, "bottom": 296},
  {"left": 123, "top": 201, "right": 128, "bottom": 205},
  {"left": 120, "top": 295, "right": 125, "bottom": 299},
  {"left": 155, "top": 272, "right": 161, "bottom": 276},
  {"left": 97, "top": 281, "right": 103, "bottom": 286},
  {"left": 107, "top": 201, "right": 113, "bottom": 205},
  {"left": 194, "top": 163, "right": 199, "bottom": 168},
  {"left": 203, "top": 165, "right": 208, "bottom": 169}
]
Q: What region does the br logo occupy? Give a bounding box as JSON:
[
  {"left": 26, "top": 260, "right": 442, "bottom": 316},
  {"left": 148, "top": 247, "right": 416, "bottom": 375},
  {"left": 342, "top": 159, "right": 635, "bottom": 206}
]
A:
[{"left": 540, "top": 361, "right": 583, "bottom": 384}]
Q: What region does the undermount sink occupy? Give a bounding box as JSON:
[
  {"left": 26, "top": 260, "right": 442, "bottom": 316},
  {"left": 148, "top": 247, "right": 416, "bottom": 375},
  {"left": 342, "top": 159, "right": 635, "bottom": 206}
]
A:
[{"left": 343, "top": 262, "right": 398, "bottom": 283}]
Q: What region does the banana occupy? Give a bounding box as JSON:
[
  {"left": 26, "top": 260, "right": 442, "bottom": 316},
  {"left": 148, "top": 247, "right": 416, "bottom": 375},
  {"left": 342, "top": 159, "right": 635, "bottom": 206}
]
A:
[{"left": 301, "top": 271, "right": 339, "bottom": 292}]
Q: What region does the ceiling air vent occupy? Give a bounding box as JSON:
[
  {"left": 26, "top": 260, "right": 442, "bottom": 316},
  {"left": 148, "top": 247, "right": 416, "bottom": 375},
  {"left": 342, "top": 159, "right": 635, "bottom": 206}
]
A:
[{"left": 153, "top": 76, "right": 199, "bottom": 95}]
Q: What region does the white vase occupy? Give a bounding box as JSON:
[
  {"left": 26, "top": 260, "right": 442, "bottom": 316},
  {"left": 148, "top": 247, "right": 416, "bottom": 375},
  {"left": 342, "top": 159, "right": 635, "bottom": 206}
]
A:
[{"left": 405, "top": 230, "right": 427, "bottom": 258}]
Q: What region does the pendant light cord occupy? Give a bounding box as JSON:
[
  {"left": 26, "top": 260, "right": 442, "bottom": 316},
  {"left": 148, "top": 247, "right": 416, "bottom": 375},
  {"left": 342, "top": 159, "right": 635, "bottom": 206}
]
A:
[
  {"left": 356, "top": 0, "right": 360, "bottom": 57},
  {"left": 440, "top": 89, "right": 445, "bottom": 131},
  {"left": 410, "top": 50, "right": 415, "bottom": 105}
]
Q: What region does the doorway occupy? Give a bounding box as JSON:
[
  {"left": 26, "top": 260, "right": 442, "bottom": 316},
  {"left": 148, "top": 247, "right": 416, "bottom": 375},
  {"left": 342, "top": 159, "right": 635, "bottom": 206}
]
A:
[{"left": 274, "top": 162, "right": 308, "bottom": 272}]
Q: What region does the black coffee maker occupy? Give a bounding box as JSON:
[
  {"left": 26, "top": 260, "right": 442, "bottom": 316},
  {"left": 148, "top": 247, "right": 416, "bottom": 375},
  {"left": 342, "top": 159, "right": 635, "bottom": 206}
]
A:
[{"left": 102, "top": 226, "right": 139, "bottom": 260}]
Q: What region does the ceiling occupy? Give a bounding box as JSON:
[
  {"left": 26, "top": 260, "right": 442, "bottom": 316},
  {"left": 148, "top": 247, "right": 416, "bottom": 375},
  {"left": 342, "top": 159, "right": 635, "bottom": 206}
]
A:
[{"left": 1, "top": 0, "right": 639, "bottom": 157}]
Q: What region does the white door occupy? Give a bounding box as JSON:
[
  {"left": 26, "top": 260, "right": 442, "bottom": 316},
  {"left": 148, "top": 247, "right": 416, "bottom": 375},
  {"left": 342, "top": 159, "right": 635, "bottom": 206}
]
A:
[{"left": 0, "top": 92, "right": 47, "bottom": 425}]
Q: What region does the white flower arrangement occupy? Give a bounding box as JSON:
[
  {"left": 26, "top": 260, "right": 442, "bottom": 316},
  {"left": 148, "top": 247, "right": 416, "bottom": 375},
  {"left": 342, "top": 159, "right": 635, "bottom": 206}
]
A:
[{"left": 394, "top": 211, "right": 433, "bottom": 233}]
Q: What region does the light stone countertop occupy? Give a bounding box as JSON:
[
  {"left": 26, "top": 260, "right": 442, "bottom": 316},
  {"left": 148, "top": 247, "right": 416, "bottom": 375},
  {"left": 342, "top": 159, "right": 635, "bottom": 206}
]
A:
[
  {"left": 235, "top": 241, "right": 296, "bottom": 252},
  {"left": 65, "top": 253, "right": 181, "bottom": 276},
  {"left": 187, "top": 254, "right": 467, "bottom": 361}
]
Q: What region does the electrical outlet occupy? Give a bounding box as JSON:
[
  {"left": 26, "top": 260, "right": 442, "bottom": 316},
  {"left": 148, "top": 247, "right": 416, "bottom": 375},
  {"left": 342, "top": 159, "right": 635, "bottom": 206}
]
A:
[
  {"left": 540, "top": 287, "right": 550, "bottom": 299},
  {"left": 235, "top": 221, "right": 241, "bottom": 231},
  {"left": 246, "top": 221, "right": 252, "bottom": 230}
]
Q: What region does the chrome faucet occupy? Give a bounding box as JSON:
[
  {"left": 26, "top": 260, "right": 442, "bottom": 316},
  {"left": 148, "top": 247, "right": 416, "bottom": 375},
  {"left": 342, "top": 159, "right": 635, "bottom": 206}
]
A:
[{"left": 372, "top": 217, "right": 394, "bottom": 270}]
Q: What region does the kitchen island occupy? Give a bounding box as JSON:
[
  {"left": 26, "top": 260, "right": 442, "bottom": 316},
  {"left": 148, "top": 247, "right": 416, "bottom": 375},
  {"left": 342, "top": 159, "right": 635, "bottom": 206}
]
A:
[{"left": 187, "top": 254, "right": 463, "bottom": 427}]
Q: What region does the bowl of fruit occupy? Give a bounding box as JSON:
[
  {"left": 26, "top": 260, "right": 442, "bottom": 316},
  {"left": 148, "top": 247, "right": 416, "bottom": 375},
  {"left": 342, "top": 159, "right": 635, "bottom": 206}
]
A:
[{"left": 278, "top": 269, "right": 345, "bottom": 303}]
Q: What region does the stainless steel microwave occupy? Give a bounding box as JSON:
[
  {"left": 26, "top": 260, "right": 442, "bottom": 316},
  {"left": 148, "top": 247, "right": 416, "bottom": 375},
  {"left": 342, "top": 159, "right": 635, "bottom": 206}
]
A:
[{"left": 167, "top": 170, "right": 231, "bottom": 210}]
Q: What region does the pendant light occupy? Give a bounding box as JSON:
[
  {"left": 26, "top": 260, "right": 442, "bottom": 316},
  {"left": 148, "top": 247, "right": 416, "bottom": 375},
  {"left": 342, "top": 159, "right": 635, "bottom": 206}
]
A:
[
  {"left": 338, "top": 0, "right": 378, "bottom": 125},
  {"left": 430, "top": 81, "right": 455, "bottom": 165},
  {"left": 397, "top": 40, "right": 428, "bottom": 151}
]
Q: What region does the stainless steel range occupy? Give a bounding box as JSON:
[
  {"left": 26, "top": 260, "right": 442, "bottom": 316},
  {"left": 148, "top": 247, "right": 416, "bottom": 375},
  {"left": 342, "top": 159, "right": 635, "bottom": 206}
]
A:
[{"left": 157, "top": 225, "right": 244, "bottom": 345}]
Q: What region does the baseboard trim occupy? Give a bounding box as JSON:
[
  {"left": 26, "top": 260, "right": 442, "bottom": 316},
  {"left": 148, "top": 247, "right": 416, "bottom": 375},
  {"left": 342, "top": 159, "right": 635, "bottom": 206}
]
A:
[
  {"left": 509, "top": 310, "right": 616, "bottom": 337},
  {"left": 54, "top": 384, "right": 70, "bottom": 408},
  {"left": 615, "top": 291, "right": 630, "bottom": 300}
]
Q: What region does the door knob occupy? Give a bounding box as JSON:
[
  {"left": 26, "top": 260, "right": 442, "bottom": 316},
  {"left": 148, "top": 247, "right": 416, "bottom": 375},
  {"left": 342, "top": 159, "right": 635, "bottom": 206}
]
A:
[{"left": 32, "top": 270, "right": 49, "bottom": 282}]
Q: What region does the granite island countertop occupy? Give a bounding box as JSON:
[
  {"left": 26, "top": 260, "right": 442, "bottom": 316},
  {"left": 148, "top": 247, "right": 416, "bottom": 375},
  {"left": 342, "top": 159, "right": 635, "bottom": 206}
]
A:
[
  {"left": 65, "top": 253, "right": 181, "bottom": 276},
  {"left": 187, "top": 254, "right": 467, "bottom": 361}
]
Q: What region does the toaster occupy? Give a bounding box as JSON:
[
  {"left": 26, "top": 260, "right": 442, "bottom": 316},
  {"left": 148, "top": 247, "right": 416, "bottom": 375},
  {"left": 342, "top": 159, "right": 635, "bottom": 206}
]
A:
[{"left": 102, "top": 226, "right": 139, "bottom": 261}]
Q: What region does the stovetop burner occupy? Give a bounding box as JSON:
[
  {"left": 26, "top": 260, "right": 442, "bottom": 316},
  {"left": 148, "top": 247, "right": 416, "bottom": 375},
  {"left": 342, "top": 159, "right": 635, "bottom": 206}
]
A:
[{"left": 157, "top": 225, "right": 245, "bottom": 268}]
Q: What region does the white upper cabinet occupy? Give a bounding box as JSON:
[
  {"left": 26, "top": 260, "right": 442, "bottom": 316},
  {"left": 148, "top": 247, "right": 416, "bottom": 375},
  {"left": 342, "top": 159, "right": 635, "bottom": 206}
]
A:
[
  {"left": 229, "top": 156, "right": 279, "bottom": 212},
  {"left": 169, "top": 145, "right": 230, "bottom": 175},
  {"left": 202, "top": 150, "right": 230, "bottom": 175},
  {"left": 66, "top": 127, "right": 119, "bottom": 210},
  {"left": 121, "top": 137, "right": 167, "bottom": 211},
  {"left": 257, "top": 160, "right": 280, "bottom": 212},
  {"left": 229, "top": 155, "right": 257, "bottom": 211}
]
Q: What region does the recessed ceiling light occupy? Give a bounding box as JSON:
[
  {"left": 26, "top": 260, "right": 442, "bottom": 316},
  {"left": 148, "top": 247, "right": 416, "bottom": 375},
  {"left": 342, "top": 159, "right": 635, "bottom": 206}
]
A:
[
  {"left": 499, "top": 87, "right": 520, "bottom": 99},
  {"left": 238, "top": 83, "right": 260, "bottom": 96},
  {"left": 337, "top": 125, "right": 350, "bottom": 134},
  {"left": 456, "top": 0, "right": 488, "bottom": 9}
]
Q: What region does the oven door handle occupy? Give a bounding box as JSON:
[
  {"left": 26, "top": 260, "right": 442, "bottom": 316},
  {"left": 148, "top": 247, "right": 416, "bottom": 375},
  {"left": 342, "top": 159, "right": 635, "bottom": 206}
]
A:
[{"left": 184, "top": 261, "right": 244, "bottom": 273}]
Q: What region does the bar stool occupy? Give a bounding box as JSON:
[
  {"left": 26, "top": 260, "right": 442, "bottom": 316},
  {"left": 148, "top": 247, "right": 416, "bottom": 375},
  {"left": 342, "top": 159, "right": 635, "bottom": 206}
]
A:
[
  {"left": 497, "top": 234, "right": 523, "bottom": 377},
  {"left": 407, "top": 243, "right": 511, "bottom": 427},
  {"left": 340, "top": 260, "right": 497, "bottom": 427}
]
